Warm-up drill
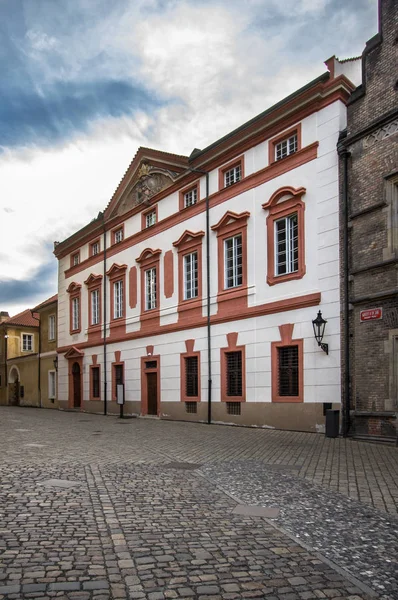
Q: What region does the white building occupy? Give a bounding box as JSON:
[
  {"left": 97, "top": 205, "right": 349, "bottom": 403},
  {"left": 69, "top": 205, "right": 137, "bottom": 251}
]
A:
[{"left": 54, "top": 60, "right": 360, "bottom": 432}]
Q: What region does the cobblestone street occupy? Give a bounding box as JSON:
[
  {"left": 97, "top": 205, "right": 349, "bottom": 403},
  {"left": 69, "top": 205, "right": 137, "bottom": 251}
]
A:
[{"left": 0, "top": 407, "right": 397, "bottom": 600}]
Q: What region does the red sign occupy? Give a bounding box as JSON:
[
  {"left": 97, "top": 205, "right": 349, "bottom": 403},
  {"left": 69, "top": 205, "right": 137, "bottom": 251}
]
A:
[{"left": 360, "top": 308, "right": 382, "bottom": 322}]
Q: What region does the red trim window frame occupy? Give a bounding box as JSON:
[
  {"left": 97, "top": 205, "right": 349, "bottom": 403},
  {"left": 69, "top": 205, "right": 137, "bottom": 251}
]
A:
[
  {"left": 70, "top": 251, "right": 80, "bottom": 268},
  {"left": 89, "top": 238, "right": 100, "bottom": 257},
  {"left": 66, "top": 282, "right": 82, "bottom": 335},
  {"left": 172, "top": 230, "right": 204, "bottom": 324},
  {"left": 268, "top": 123, "right": 302, "bottom": 165},
  {"left": 218, "top": 155, "right": 244, "bottom": 190},
  {"left": 180, "top": 339, "right": 201, "bottom": 402},
  {"left": 84, "top": 274, "right": 103, "bottom": 342},
  {"left": 136, "top": 248, "right": 162, "bottom": 331},
  {"left": 263, "top": 186, "right": 306, "bottom": 286},
  {"left": 211, "top": 211, "right": 250, "bottom": 316},
  {"left": 141, "top": 204, "right": 158, "bottom": 230},
  {"left": 106, "top": 263, "right": 127, "bottom": 338},
  {"left": 179, "top": 181, "right": 200, "bottom": 211},
  {"left": 89, "top": 355, "right": 101, "bottom": 401},
  {"left": 271, "top": 323, "right": 303, "bottom": 403},
  {"left": 111, "top": 351, "right": 125, "bottom": 402},
  {"left": 111, "top": 224, "right": 125, "bottom": 245},
  {"left": 140, "top": 352, "right": 160, "bottom": 416},
  {"left": 220, "top": 332, "right": 246, "bottom": 402}
]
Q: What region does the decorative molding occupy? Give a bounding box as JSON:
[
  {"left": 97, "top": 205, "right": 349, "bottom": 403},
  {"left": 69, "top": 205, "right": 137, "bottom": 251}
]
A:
[{"left": 363, "top": 118, "right": 398, "bottom": 148}]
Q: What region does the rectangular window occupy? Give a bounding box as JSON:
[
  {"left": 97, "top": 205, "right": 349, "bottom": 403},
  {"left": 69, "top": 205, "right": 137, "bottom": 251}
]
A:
[
  {"left": 226, "top": 402, "right": 241, "bottom": 415},
  {"left": 226, "top": 351, "right": 242, "bottom": 397},
  {"left": 224, "top": 235, "right": 242, "bottom": 288},
  {"left": 185, "top": 356, "right": 198, "bottom": 397},
  {"left": 184, "top": 188, "right": 198, "bottom": 208},
  {"left": 145, "top": 211, "right": 157, "bottom": 228},
  {"left": 275, "top": 214, "right": 298, "bottom": 276},
  {"left": 72, "top": 252, "right": 80, "bottom": 266},
  {"left": 48, "top": 371, "right": 56, "bottom": 399},
  {"left": 275, "top": 133, "right": 298, "bottom": 161},
  {"left": 114, "top": 280, "right": 123, "bottom": 319},
  {"left": 183, "top": 252, "right": 198, "bottom": 300},
  {"left": 72, "top": 297, "right": 80, "bottom": 331},
  {"left": 114, "top": 228, "right": 123, "bottom": 244},
  {"left": 22, "top": 334, "right": 33, "bottom": 352},
  {"left": 48, "top": 315, "right": 56, "bottom": 341},
  {"left": 185, "top": 401, "right": 197, "bottom": 414},
  {"left": 92, "top": 366, "right": 100, "bottom": 399},
  {"left": 91, "top": 241, "right": 100, "bottom": 256},
  {"left": 278, "top": 346, "right": 299, "bottom": 396},
  {"left": 91, "top": 289, "right": 100, "bottom": 325},
  {"left": 145, "top": 268, "right": 157, "bottom": 310},
  {"left": 224, "top": 165, "right": 241, "bottom": 187}
]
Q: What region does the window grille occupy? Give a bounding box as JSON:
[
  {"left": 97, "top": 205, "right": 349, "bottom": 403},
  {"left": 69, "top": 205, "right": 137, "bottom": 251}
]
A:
[
  {"left": 224, "top": 164, "right": 241, "bottom": 187},
  {"left": 227, "top": 402, "right": 241, "bottom": 415},
  {"left": 226, "top": 351, "right": 242, "bottom": 397},
  {"left": 146, "top": 211, "right": 157, "bottom": 227},
  {"left": 185, "top": 401, "right": 197, "bottom": 414},
  {"left": 114, "top": 280, "right": 123, "bottom": 319},
  {"left": 115, "top": 365, "right": 123, "bottom": 387},
  {"left": 184, "top": 188, "right": 197, "bottom": 207},
  {"left": 72, "top": 298, "right": 79, "bottom": 330},
  {"left": 48, "top": 315, "right": 56, "bottom": 341},
  {"left": 184, "top": 252, "right": 198, "bottom": 300},
  {"left": 91, "top": 289, "right": 100, "bottom": 325},
  {"left": 224, "top": 235, "right": 242, "bottom": 288},
  {"left": 275, "top": 214, "right": 298, "bottom": 275},
  {"left": 275, "top": 133, "right": 298, "bottom": 161},
  {"left": 185, "top": 356, "right": 198, "bottom": 397},
  {"left": 145, "top": 268, "right": 157, "bottom": 310},
  {"left": 92, "top": 367, "right": 100, "bottom": 398},
  {"left": 145, "top": 361, "right": 157, "bottom": 369},
  {"left": 278, "top": 346, "right": 299, "bottom": 396}
]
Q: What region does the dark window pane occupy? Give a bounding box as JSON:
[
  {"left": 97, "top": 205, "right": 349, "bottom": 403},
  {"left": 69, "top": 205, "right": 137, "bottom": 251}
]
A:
[
  {"left": 92, "top": 367, "right": 100, "bottom": 398},
  {"left": 226, "top": 351, "right": 242, "bottom": 396},
  {"left": 145, "top": 361, "right": 157, "bottom": 369},
  {"left": 278, "top": 346, "right": 299, "bottom": 396},
  {"left": 185, "top": 356, "right": 198, "bottom": 397}
]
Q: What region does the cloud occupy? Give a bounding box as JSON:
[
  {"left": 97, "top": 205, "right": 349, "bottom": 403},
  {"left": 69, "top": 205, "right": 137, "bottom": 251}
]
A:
[{"left": 0, "top": 259, "right": 57, "bottom": 306}]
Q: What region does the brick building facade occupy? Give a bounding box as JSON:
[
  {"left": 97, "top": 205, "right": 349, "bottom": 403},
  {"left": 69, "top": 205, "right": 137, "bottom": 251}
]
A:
[{"left": 339, "top": 0, "right": 398, "bottom": 441}]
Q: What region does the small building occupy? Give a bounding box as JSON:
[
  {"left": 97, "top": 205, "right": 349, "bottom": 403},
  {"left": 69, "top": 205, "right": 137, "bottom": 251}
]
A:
[
  {"left": 0, "top": 309, "right": 40, "bottom": 407},
  {"left": 54, "top": 58, "right": 361, "bottom": 432},
  {"left": 32, "top": 294, "right": 58, "bottom": 409},
  {"left": 338, "top": 0, "right": 397, "bottom": 441}
]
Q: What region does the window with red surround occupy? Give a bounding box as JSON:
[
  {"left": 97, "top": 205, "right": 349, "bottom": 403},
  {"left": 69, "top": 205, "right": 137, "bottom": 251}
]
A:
[
  {"left": 220, "top": 332, "right": 245, "bottom": 402},
  {"left": 211, "top": 211, "right": 250, "bottom": 314},
  {"left": 66, "top": 282, "right": 82, "bottom": 335},
  {"left": 262, "top": 186, "right": 306, "bottom": 286},
  {"left": 271, "top": 323, "right": 303, "bottom": 403},
  {"left": 141, "top": 205, "right": 158, "bottom": 230},
  {"left": 218, "top": 155, "right": 244, "bottom": 190},
  {"left": 112, "top": 225, "right": 124, "bottom": 245},
  {"left": 172, "top": 230, "right": 204, "bottom": 323},
  {"left": 111, "top": 352, "right": 124, "bottom": 402},
  {"left": 89, "top": 356, "right": 101, "bottom": 401},
  {"left": 106, "top": 264, "right": 127, "bottom": 337},
  {"left": 268, "top": 124, "right": 302, "bottom": 165},
  {"left": 70, "top": 251, "right": 80, "bottom": 268},
  {"left": 136, "top": 248, "right": 162, "bottom": 331},
  {"left": 179, "top": 181, "right": 200, "bottom": 211},
  {"left": 84, "top": 274, "right": 103, "bottom": 341},
  {"left": 180, "top": 339, "right": 201, "bottom": 402},
  {"left": 89, "top": 239, "right": 100, "bottom": 257}
]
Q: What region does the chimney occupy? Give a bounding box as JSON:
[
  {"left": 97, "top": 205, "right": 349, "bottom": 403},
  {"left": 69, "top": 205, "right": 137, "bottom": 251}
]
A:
[{"left": 0, "top": 311, "right": 10, "bottom": 323}]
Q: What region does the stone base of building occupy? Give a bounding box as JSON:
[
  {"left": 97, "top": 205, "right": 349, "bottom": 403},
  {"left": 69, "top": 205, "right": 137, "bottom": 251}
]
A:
[
  {"left": 58, "top": 400, "right": 341, "bottom": 433},
  {"left": 352, "top": 412, "right": 397, "bottom": 443}
]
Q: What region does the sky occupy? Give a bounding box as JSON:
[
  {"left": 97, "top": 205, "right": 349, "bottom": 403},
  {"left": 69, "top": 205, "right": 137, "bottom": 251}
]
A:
[{"left": 0, "top": 0, "right": 378, "bottom": 317}]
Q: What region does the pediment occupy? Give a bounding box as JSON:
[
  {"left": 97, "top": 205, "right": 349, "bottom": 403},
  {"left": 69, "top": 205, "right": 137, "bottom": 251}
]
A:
[
  {"left": 66, "top": 282, "right": 82, "bottom": 294},
  {"left": 84, "top": 273, "right": 103, "bottom": 286},
  {"left": 211, "top": 211, "right": 250, "bottom": 232},
  {"left": 173, "top": 230, "right": 205, "bottom": 248},
  {"left": 106, "top": 263, "right": 127, "bottom": 278},
  {"left": 262, "top": 186, "right": 306, "bottom": 211},
  {"left": 136, "top": 248, "right": 162, "bottom": 263},
  {"left": 64, "top": 346, "right": 84, "bottom": 359}
]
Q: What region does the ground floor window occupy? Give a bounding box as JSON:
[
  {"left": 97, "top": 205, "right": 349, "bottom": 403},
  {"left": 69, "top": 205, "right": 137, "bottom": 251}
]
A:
[
  {"left": 226, "top": 350, "right": 243, "bottom": 397},
  {"left": 278, "top": 345, "right": 299, "bottom": 397},
  {"left": 48, "top": 371, "right": 56, "bottom": 399},
  {"left": 91, "top": 366, "right": 100, "bottom": 399}
]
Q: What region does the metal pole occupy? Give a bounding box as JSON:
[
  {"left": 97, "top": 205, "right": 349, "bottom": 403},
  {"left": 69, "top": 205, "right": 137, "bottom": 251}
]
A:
[
  {"left": 340, "top": 146, "right": 351, "bottom": 436},
  {"left": 103, "top": 223, "right": 107, "bottom": 416}
]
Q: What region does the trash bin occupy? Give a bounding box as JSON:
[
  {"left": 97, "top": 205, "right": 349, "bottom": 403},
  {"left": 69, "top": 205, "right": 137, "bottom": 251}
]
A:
[{"left": 325, "top": 409, "right": 339, "bottom": 438}]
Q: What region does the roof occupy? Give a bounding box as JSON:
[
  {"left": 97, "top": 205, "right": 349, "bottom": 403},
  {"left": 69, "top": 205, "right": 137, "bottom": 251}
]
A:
[
  {"left": 32, "top": 294, "right": 58, "bottom": 312},
  {"left": 3, "top": 309, "right": 40, "bottom": 328}
]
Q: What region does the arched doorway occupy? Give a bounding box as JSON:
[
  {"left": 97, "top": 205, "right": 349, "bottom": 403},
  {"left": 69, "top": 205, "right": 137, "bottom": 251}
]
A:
[
  {"left": 8, "top": 367, "right": 20, "bottom": 406},
  {"left": 72, "top": 362, "right": 81, "bottom": 408}
]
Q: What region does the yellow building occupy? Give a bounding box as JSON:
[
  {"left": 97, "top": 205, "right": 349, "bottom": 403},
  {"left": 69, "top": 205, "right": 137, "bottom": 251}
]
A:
[
  {"left": 0, "top": 309, "right": 40, "bottom": 406},
  {"left": 32, "top": 295, "right": 58, "bottom": 409}
]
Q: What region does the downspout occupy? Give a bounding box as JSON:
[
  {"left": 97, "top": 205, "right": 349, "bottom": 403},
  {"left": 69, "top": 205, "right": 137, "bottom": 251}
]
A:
[
  {"left": 31, "top": 309, "right": 41, "bottom": 408},
  {"left": 338, "top": 139, "right": 351, "bottom": 436},
  {"left": 103, "top": 220, "right": 107, "bottom": 416}
]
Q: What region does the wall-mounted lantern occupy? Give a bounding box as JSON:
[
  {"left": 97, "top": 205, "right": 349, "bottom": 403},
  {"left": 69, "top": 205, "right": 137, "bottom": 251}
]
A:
[
  {"left": 53, "top": 356, "right": 58, "bottom": 372},
  {"left": 312, "top": 310, "right": 329, "bottom": 355}
]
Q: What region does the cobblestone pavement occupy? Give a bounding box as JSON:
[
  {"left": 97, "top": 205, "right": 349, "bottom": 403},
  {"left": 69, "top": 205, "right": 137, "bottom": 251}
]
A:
[{"left": 0, "top": 407, "right": 397, "bottom": 600}]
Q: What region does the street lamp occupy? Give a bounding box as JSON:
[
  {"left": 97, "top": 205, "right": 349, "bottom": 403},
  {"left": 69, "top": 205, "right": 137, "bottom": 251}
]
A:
[{"left": 312, "top": 310, "right": 329, "bottom": 355}]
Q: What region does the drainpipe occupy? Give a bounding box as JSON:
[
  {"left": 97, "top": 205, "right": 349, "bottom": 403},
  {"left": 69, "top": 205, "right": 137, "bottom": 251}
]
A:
[
  {"left": 103, "top": 222, "right": 108, "bottom": 416},
  {"left": 338, "top": 140, "right": 351, "bottom": 437},
  {"left": 188, "top": 168, "right": 212, "bottom": 424}
]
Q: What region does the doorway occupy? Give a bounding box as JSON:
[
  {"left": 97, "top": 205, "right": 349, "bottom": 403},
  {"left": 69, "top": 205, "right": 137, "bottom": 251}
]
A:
[
  {"left": 72, "top": 362, "right": 81, "bottom": 408},
  {"left": 8, "top": 367, "right": 20, "bottom": 406},
  {"left": 141, "top": 356, "right": 160, "bottom": 416},
  {"left": 147, "top": 372, "right": 158, "bottom": 415}
]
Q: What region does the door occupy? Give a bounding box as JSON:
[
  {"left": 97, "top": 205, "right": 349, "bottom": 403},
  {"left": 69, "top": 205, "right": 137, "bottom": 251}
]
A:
[
  {"left": 11, "top": 381, "right": 19, "bottom": 406},
  {"left": 147, "top": 372, "right": 158, "bottom": 415},
  {"left": 72, "top": 362, "right": 81, "bottom": 408}
]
